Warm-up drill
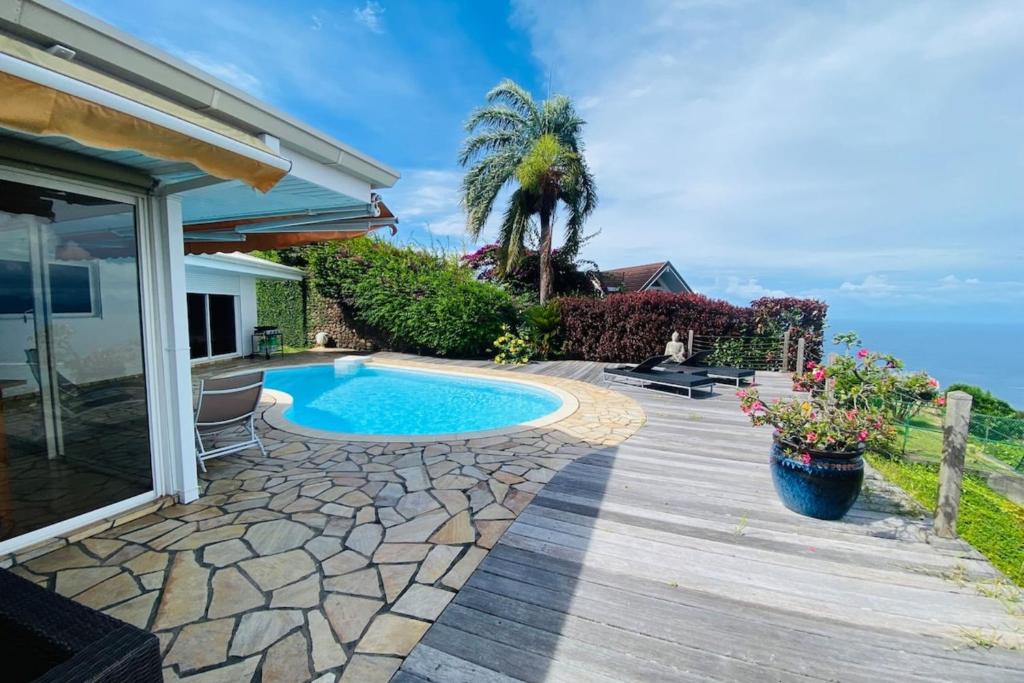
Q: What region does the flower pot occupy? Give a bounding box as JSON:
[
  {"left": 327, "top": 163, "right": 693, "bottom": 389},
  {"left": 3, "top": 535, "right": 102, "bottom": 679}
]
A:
[{"left": 769, "top": 438, "right": 864, "bottom": 520}]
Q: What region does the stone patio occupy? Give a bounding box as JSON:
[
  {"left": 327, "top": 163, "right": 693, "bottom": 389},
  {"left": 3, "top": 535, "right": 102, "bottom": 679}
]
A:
[{"left": 4, "top": 356, "right": 644, "bottom": 682}]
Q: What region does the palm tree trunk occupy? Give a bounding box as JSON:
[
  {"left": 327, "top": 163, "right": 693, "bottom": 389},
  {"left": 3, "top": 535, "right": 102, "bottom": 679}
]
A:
[{"left": 538, "top": 207, "right": 553, "bottom": 304}]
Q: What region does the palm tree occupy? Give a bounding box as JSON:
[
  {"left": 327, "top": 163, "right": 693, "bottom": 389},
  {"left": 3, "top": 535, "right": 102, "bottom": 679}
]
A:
[{"left": 459, "top": 80, "right": 596, "bottom": 303}]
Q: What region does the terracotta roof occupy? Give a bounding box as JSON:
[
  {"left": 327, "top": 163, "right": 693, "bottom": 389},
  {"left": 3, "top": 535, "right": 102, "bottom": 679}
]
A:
[{"left": 599, "top": 262, "right": 668, "bottom": 292}]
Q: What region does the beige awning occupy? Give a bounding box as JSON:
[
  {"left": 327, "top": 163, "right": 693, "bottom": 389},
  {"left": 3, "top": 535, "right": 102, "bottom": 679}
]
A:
[{"left": 0, "top": 36, "right": 289, "bottom": 192}]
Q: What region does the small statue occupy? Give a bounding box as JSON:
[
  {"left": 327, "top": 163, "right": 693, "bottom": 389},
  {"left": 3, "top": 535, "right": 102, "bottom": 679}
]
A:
[{"left": 664, "top": 331, "right": 687, "bottom": 363}]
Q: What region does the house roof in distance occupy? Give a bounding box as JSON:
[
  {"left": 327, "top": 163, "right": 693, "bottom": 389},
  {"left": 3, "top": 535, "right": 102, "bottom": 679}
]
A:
[{"left": 601, "top": 262, "right": 668, "bottom": 292}]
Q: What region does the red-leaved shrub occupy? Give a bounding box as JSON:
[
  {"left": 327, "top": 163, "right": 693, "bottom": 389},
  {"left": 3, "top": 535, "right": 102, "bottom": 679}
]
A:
[{"left": 559, "top": 292, "right": 827, "bottom": 363}]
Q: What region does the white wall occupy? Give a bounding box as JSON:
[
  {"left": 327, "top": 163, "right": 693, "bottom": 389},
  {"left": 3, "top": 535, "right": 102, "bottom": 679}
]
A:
[{"left": 184, "top": 266, "right": 258, "bottom": 358}]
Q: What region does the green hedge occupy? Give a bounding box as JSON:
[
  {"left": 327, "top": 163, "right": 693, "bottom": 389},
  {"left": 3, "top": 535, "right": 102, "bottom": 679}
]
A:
[
  {"left": 307, "top": 238, "right": 516, "bottom": 357},
  {"left": 256, "top": 279, "right": 307, "bottom": 348}
]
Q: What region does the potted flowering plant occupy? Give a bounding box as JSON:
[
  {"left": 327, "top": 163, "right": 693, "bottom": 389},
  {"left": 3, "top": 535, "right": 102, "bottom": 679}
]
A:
[{"left": 739, "top": 334, "right": 941, "bottom": 520}]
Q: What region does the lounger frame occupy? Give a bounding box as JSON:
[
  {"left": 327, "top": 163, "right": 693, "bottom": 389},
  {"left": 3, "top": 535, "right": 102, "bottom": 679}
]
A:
[{"left": 602, "top": 369, "right": 716, "bottom": 398}]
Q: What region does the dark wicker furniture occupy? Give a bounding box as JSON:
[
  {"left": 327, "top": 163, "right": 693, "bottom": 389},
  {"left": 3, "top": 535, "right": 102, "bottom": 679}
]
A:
[{"left": 0, "top": 568, "right": 162, "bottom": 682}]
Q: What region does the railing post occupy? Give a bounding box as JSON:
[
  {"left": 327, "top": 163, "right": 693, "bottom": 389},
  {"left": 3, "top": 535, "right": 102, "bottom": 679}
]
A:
[
  {"left": 934, "top": 391, "right": 972, "bottom": 539},
  {"left": 687, "top": 329, "right": 694, "bottom": 357},
  {"left": 780, "top": 329, "right": 791, "bottom": 372},
  {"left": 795, "top": 337, "right": 806, "bottom": 373}
]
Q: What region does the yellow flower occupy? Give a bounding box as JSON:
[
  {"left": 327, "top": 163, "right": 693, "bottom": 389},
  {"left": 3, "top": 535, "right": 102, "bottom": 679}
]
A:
[{"left": 801, "top": 401, "right": 811, "bottom": 412}]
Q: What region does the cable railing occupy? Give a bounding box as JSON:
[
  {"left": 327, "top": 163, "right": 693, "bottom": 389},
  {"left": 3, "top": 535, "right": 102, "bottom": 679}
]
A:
[{"left": 690, "top": 333, "right": 786, "bottom": 371}]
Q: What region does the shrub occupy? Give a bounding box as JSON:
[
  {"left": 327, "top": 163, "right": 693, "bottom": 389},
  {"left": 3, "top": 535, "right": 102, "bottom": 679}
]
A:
[
  {"left": 946, "top": 384, "right": 1019, "bottom": 418},
  {"left": 523, "top": 301, "right": 561, "bottom": 359},
  {"left": 462, "top": 243, "right": 597, "bottom": 298},
  {"left": 307, "top": 238, "right": 515, "bottom": 357},
  {"left": 491, "top": 324, "right": 535, "bottom": 365},
  {"left": 558, "top": 291, "right": 826, "bottom": 363}
]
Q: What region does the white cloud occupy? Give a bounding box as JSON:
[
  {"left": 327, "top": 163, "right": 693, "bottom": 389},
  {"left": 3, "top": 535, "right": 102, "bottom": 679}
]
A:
[
  {"left": 385, "top": 169, "right": 467, "bottom": 236},
  {"left": 839, "top": 275, "right": 897, "bottom": 297},
  {"left": 353, "top": 1, "right": 385, "bottom": 34},
  {"left": 511, "top": 0, "right": 1024, "bottom": 315},
  {"left": 724, "top": 277, "right": 788, "bottom": 299},
  {"left": 179, "top": 52, "right": 266, "bottom": 97}
]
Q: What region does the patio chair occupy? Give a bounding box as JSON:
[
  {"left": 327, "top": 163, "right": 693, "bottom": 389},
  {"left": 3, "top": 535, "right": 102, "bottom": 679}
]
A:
[
  {"left": 660, "top": 349, "right": 756, "bottom": 387},
  {"left": 24, "top": 349, "right": 133, "bottom": 412},
  {"left": 603, "top": 358, "right": 716, "bottom": 398},
  {"left": 194, "top": 371, "right": 267, "bottom": 471}
]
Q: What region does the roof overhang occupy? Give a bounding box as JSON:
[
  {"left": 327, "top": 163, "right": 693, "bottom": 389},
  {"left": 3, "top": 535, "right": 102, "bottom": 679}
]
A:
[
  {"left": 0, "top": 0, "right": 399, "bottom": 189},
  {"left": 184, "top": 252, "right": 303, "bottom": 281},
  {"left": 183, "top": 196, "right": 398, "bottom": 255},
  {"left": 0, "top": 35, "right": 289, "bottom": 192}
]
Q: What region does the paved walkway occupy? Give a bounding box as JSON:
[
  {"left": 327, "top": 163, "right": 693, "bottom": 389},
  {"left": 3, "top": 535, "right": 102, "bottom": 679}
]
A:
[
  {"left": 396, "top": 359, "right": 1024, "bottom": 682},
  {"left": 5, "top": 353, "right": 642, "bottom": 683}
]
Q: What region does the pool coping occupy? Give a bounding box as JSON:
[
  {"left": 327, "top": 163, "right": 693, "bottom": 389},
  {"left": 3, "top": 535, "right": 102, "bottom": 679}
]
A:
[{"left": 255, "top": 359, "right": 581, "bottom": 443}]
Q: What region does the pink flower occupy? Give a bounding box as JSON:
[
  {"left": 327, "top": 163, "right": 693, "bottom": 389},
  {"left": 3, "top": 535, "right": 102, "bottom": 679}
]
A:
[
  {"left": 812, "top": 368, "right": 826, "bottom": 381},
  {"left": 856, "top": 349, "right": 869, "bottom": 359},
  {"left": 800, "top": 453, "right": 812, "bottom": 465},
  {"left": 857, "top": 430, "right": 869, "bottom": 442},
  {"left": 806, "top": 432, "right": 818, "bottom": 442},
  {"left": 935, "top": 396, "right": 946, "bottom": 407},
  {"left": 751, "top": 401, "right": 765, "bottom": 412},
  {"left": 805, "top": 361, "right": 817, "bottom": 370},
  {"left": 928, "top": 377, "right": 939, "bottom": 388},
  {"left": 736, "top": 389, "right": 748, "bottom": 398},
  {"left": 846, "top": 409, "right": 858, "bottom": 420}
]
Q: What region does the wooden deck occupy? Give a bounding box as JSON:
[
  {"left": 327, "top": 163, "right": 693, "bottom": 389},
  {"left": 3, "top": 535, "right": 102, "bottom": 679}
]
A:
[{"left": 383, "top": 355, "right": 1024, "bottom": 682}]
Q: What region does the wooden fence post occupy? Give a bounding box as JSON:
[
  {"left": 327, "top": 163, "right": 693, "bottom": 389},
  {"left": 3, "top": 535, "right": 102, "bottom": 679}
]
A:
[
  {"left": 795, "top": 337, "right": 806, "bottom": 374},
  {"left": 934, "top": 390, "right": 972, "bottom": 538},
  {"left": 687, "top": 329, "right": 694, "bottom": 357},
  {"left": 780, "top": 330, "right": 791, "bottom": 372}
]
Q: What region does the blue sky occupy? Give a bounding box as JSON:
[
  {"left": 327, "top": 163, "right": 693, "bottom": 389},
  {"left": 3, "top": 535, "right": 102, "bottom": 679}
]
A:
[{"left": 71, "top": 0, "right": 1024, "bottom": 324}]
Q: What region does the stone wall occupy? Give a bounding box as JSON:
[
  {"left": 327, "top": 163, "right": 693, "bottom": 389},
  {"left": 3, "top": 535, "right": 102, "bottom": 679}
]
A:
[{"left": 305, "top": 287, "right": 380, "bottom": 351}]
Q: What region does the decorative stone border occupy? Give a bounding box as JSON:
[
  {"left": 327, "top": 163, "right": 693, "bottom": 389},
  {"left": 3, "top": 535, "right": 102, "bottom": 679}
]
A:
[{"left": 260, "top": 359, "right": 581, "bottom": 443}]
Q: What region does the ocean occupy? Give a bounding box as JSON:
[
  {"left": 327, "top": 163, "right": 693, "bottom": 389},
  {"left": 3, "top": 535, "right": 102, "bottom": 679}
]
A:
[{"left": 824, "top": 320, "right": 1024, "bottom": 410}]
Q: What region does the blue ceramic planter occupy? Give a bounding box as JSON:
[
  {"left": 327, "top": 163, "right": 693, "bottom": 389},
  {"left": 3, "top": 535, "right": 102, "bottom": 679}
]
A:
[{"left": 769, "top": 439, "right": 864, "bottom": 520}]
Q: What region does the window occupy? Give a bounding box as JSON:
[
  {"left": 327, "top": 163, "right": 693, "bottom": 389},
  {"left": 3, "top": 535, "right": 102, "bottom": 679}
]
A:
[
  {"left": 49, "top": 263, "right": 97, "bottom": 314},
  {"left": 0, "top": 259, "right": 98, "bottom": 316}
]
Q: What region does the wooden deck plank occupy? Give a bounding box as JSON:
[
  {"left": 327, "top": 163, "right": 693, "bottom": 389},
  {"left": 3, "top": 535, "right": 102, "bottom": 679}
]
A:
[{"left": 393, "top": 357, "right": 1024, "bottom": 681}]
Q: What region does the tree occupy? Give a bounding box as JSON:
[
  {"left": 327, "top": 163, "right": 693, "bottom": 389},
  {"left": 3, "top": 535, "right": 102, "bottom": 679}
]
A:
[{"left": 459, "top": 79, "right": 597, "bottom": 303}]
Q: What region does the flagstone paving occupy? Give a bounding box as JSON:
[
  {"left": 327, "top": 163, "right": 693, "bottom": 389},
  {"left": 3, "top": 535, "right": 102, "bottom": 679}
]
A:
[{"left": 5, "top": 356, "right": 643, "bottom": 682}]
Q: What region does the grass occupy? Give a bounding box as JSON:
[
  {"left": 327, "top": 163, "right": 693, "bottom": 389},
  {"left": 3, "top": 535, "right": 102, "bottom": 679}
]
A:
[
  {"left": 899, "top": 409, "right": 1016, "bottom": 474},
  {"left": 866, "top": 453, "right": 1024, "bottom": 586}
]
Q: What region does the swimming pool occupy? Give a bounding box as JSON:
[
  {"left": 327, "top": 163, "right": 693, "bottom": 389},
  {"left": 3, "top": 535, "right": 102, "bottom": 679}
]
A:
[{"left": 262, "top": 363, "right": 569, "bottom": 440}]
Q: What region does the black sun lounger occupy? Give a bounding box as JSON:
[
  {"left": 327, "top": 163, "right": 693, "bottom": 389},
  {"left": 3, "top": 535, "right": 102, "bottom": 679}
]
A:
[
  {"left": 603, "top": 366, "right": 716, "bottom": 398},
  {"left": 661, "top": 350, "right": 755, "bottom": 387}
]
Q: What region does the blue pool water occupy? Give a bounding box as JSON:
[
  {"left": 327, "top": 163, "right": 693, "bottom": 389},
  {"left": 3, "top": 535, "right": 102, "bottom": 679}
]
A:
[{"left": 264, "top": 364, "right": 563, "bottom": 436}]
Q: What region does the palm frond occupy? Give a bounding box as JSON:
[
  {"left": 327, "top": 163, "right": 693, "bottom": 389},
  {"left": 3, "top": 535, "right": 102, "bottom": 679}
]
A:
[
  {"left": 464, "top": 106, "right": 527, "bottom": 134},
  {"left": 486, "top": 79, "right": 540, "bottom": 121},
  {"left": 461, "top": 151, "right": 519, "bottom": 237},
  {"left": 496, "top": 189, "right": 533, "bottom": 272},
  {"left": 458, "top": 129, "right": 518, "bottom": 167}
]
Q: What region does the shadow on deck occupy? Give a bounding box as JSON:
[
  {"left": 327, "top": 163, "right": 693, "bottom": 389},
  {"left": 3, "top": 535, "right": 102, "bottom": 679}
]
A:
[{"left": 394, "top": 358, "right": 1024, "bottom": 682}]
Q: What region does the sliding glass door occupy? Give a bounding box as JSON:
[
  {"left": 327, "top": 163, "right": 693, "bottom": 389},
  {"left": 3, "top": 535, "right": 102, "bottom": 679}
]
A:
[
  {"left": 0, "top": 178, "right": 153, "bottom": 542},
  {"left": 187, "top": 293, "right": 238, "bottom": 359}
]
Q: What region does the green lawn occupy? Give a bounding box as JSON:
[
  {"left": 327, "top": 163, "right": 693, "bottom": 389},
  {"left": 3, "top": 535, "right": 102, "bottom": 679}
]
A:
[
  {"left": 866, "top": 453, "right": 1024, "bottom": 586},
  {"left": 900, "top": 409, "right": 1023, "bottom": 474}
]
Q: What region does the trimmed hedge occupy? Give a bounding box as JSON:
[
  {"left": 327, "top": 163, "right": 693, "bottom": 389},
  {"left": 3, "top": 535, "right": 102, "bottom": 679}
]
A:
[
  {"left": 307, "top": 238, "right": 516, "bottom": 357},
  {"left": 559, "top": 291, "right": 827, "bottom": 363},
  {"left": 255, "top": 279, "right": 306, "bottom": 348}
]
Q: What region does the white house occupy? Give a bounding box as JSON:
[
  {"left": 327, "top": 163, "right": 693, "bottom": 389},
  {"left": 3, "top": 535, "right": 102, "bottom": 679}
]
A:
[
  {"left": 0, "top": 0, "right": 399, "bottom": 556},
  {"left": 597, "top": 260, "right": 693, "bottom": 294},
  {"left": 184, "top": 252, "right": 302, "bottom": 361}
]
